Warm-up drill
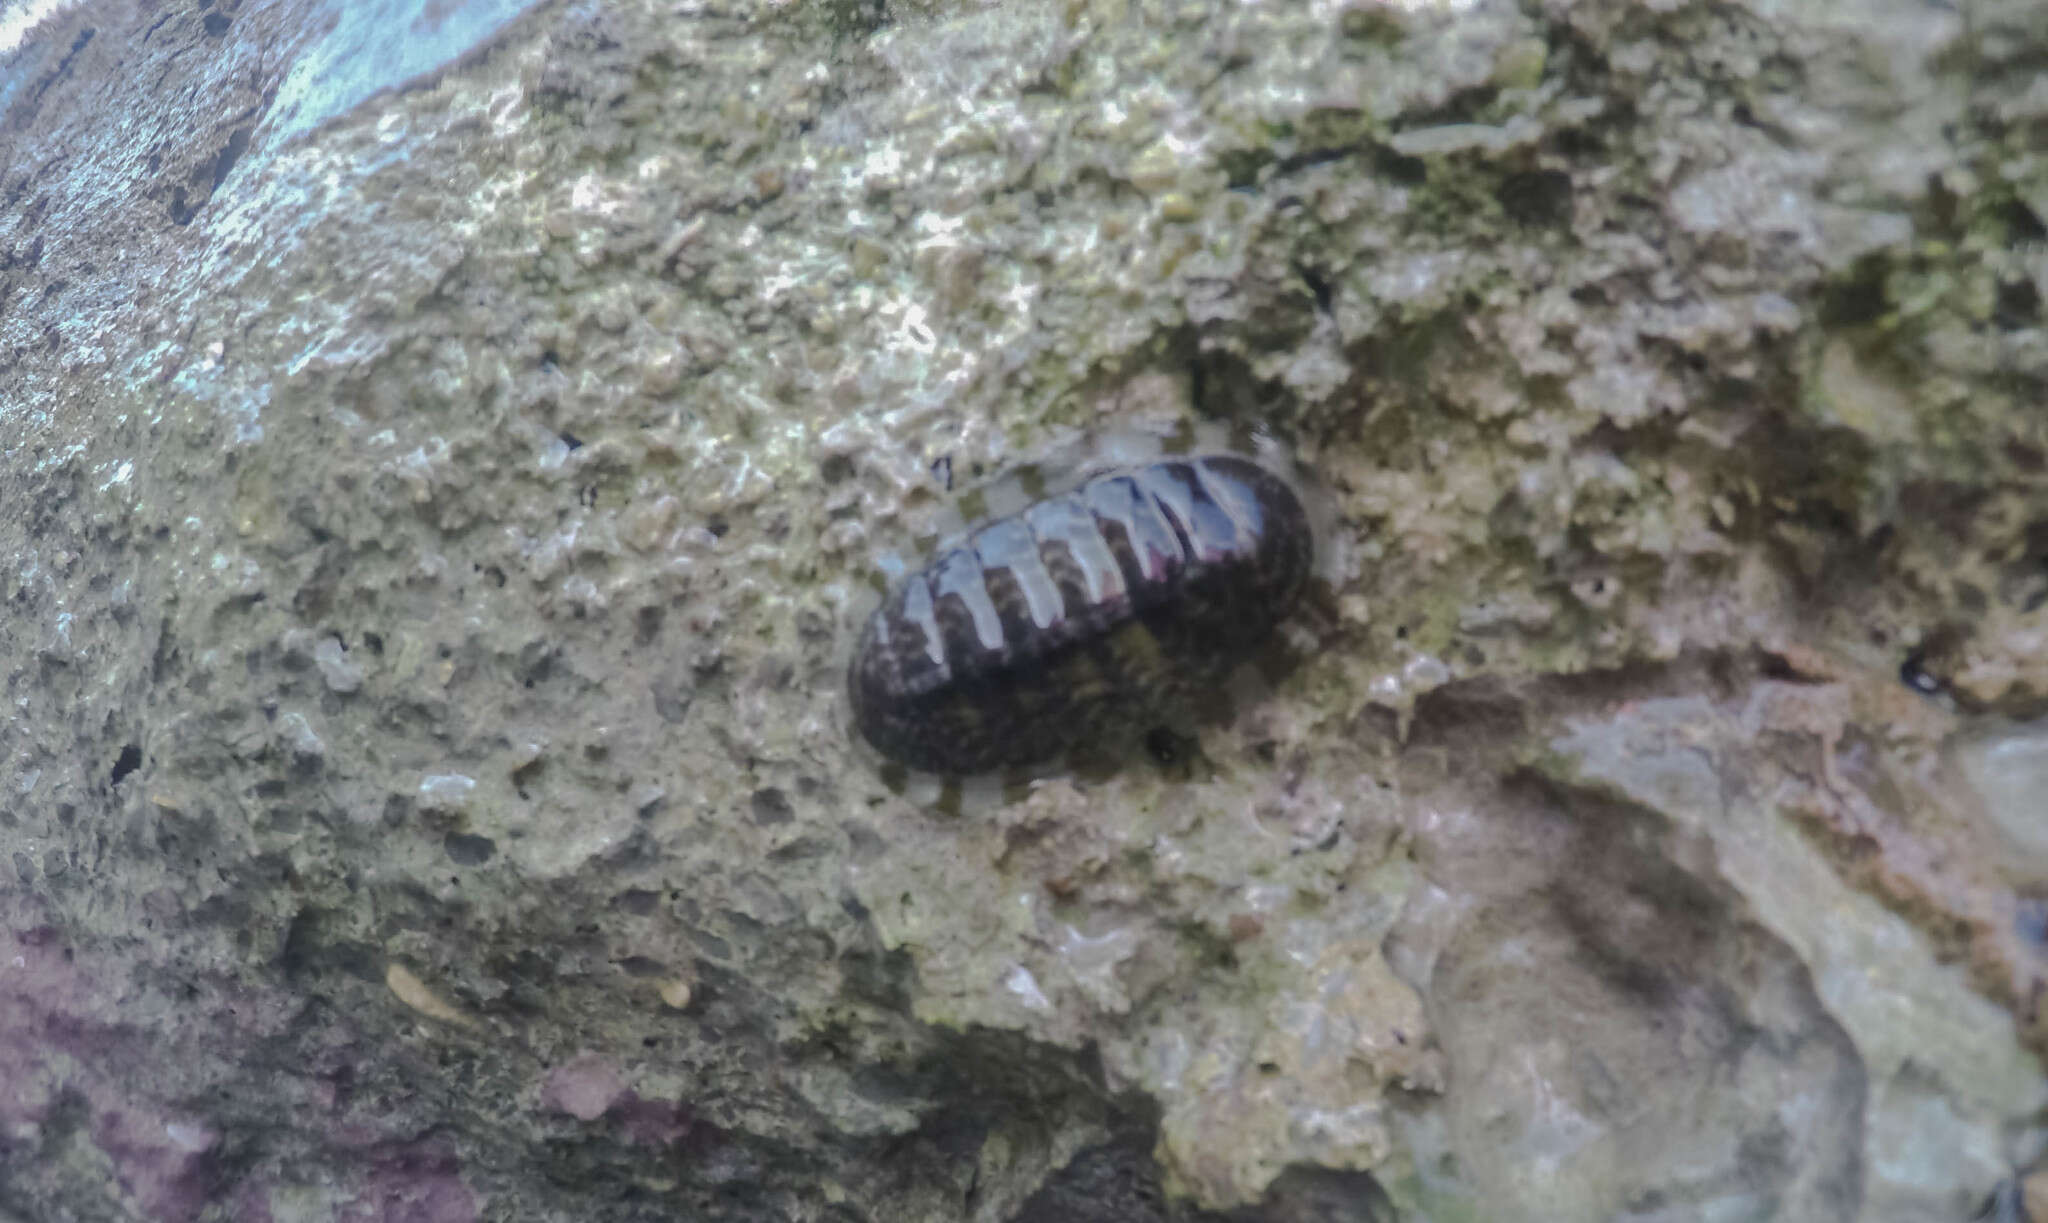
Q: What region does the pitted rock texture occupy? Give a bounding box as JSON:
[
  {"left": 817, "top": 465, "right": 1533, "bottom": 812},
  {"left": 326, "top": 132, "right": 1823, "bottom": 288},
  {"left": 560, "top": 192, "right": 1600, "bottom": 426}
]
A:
[{"left": 2, "top": 0, "right": 2045, "bottom": 1220}]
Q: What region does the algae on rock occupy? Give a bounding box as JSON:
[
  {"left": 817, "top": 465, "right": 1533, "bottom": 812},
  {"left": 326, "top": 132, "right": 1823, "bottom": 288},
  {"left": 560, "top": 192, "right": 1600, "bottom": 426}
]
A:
[{"left": 1, "top": 0, "right": 2044, "bottom": 1219}]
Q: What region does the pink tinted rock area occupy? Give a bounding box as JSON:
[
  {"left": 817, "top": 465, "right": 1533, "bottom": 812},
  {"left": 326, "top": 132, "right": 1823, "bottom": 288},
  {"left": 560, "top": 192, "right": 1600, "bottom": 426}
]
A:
[
  {"left": 3, "top": 917, "right": 220, "bottom": 1221},
  {"left": 337, "top": 1138, "right": 480, "bottom": 1223},
  {"left": 540, "top": 1051, "right": 628, "bottom": 1121}
]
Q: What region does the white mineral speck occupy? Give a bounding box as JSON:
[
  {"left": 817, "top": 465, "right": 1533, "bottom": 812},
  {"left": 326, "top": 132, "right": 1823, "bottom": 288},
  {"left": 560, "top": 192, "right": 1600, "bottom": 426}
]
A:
[
  {"left": 1003, "top": 965, "right": 1053, "bottom": 1013},
  {"left": 163, "top": 1121, "right": 215, "bottom": 1153},
  {"left": 418, "top": 774, "right": 478, "bottom": 812},
  {"left": 1402, "top": 654, "right": 1451, "bottom": 689},
  {"left": 276, "top": 712, "right": 325, "bottom": 761},
  {"left": 313, "top": 637, "right": 364, "bottom": 693}
]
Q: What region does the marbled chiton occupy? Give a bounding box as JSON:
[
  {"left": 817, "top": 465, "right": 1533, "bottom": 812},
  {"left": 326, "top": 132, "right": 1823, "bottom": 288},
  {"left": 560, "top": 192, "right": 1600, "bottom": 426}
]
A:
[{"left": 848, "top": 454, "right": 1314, "bottom": 775}]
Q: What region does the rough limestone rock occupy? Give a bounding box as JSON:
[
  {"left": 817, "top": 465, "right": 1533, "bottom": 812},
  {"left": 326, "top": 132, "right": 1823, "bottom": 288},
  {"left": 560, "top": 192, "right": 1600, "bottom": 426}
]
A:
[{"left": 3, "top": 0, "right": 2046, "bottom": 1219}]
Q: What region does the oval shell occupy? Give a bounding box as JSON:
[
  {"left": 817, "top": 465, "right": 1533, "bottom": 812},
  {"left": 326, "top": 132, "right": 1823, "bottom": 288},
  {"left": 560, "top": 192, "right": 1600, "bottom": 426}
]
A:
[{"left": 847, "top": 453, "right": 1313, "bottom": 775}]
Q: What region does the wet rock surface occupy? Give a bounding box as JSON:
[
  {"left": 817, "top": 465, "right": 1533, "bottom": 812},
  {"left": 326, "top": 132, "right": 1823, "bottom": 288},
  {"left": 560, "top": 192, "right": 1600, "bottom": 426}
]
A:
[{"left": 2, "top": 0, "right": 2045, "bottom": 1219}]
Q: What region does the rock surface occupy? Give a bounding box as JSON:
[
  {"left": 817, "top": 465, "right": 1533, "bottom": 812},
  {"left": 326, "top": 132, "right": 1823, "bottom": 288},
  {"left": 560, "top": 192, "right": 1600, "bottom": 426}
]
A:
[{"left": 2, "top": 0, "right": 2045, "bottom": 1219}]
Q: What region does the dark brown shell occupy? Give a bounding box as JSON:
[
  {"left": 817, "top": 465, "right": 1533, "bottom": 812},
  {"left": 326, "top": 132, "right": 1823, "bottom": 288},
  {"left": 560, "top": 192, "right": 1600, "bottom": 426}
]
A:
[{"left": 847, "top": 454, "right": 1313, "bottom": 775}]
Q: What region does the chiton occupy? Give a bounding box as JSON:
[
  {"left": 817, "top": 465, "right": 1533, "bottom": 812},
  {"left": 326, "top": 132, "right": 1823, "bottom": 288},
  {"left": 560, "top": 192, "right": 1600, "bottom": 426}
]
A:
[{"left": 847, "top": 452, "right": 1314, "bottom": 776}]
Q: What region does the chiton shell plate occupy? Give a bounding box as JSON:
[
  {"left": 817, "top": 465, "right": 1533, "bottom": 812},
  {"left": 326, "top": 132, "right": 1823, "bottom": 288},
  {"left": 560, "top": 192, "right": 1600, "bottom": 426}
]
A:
[{"left": 847, "top": 451, "right": 1314, "bottom": 776}]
